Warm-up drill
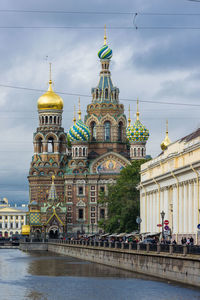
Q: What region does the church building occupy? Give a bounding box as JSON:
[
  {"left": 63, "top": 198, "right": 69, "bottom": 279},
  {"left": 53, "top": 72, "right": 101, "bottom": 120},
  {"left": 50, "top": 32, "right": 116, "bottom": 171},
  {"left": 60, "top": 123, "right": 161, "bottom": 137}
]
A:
[{"left": 27, "top": 30, "right": 149, "bottom": 238}]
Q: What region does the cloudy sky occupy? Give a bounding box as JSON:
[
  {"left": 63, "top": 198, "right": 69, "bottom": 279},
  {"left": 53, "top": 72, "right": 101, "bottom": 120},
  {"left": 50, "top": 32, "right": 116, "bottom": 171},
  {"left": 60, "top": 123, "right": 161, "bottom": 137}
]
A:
[{"left": 1, "top": 0, "right": 200, "bottom": 204}]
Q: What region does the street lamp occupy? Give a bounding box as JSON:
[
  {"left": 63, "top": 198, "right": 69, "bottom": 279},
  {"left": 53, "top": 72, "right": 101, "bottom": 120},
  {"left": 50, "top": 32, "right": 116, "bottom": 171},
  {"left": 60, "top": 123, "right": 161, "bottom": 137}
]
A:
[{"left": 160, "top": 210, "right": 165, "bottom": 240}]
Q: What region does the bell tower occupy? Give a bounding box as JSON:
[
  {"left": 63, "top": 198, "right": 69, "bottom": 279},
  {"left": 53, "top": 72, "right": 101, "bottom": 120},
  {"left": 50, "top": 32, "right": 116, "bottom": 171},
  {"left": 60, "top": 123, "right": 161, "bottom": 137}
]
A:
[
  {"left": 85, "top": 26, "right": 128, "bottom": 157},
  {"left": 28, "top": 64, "right": 67, "bottom": 206}
]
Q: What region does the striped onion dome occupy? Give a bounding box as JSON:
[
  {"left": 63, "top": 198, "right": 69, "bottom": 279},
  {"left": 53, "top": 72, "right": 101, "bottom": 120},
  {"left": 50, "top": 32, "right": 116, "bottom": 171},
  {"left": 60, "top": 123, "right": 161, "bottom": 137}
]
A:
[
  {"left": 68, "top": 119, "right": 90, "bottom": 142},
  {"left": 98, "top": 44, "right": 112, "bottom": 60},
  {"left": 127, "top": 120, "right": 149, "bottom": 143}
]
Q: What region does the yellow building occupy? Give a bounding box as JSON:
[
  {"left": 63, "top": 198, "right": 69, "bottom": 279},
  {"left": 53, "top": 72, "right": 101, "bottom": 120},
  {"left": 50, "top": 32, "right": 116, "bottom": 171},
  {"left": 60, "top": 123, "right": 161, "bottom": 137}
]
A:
[
  {"left": 140, "top": 126, "right": 200, "bottom": 244},
  {"left": 0, "top": 199, "right": 27, "bottom": 238}
]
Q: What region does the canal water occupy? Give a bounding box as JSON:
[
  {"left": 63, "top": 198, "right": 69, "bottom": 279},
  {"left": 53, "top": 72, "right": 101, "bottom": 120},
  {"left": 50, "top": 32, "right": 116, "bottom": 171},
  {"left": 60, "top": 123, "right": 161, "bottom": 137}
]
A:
[{"left": 0, "top": 249, "right": 200, "bottom": 300}]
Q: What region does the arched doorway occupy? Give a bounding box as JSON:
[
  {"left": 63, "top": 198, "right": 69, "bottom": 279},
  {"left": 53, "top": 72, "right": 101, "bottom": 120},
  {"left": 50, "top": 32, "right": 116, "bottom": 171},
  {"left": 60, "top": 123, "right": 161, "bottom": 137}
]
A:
[{"left": 48, "top": 226, "right": 59, "bottom": 239}]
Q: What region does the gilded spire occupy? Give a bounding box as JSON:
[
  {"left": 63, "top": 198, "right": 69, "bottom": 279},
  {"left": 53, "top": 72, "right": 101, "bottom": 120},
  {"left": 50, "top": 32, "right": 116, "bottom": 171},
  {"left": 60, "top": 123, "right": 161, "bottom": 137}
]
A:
[
  {"left": 104, "top": 24, "right": 107, "bottom": 45},
  {"left": 136, "top": 98, "right": 140, "bottom": 121},
  {"left": 48, "top": 62, "right": 53, "bottom": 92},
  {"left": 73, "top": 105, "right": 76, "bottom": 124},
  {"left": 128, "top": 104, "right": 131, "bottom": 126},
  {"left": 78, "top": 98, "right": 81, "bottom": 120},
  {"left": 160, "top": 120, "right": 171, "bottom": 151}
]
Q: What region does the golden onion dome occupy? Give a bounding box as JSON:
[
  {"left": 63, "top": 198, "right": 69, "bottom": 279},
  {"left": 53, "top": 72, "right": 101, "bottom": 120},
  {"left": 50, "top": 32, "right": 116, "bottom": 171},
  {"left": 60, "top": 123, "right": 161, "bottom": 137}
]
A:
[
  {"left": 161, "top": 120, "right": 171, "bottom": 151},
  {"left": 37, "top": 80, "right": 63, "bottom": 110}
]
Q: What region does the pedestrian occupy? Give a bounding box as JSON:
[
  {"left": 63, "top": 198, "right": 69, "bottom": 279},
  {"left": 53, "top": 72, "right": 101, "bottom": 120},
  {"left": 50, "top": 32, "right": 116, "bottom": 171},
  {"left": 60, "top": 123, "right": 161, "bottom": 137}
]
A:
[
  {"left": 172, "top": 239, "right": 177, "bottom": 245},
  {"left": 181, "top": 237, "right": 184, "bottom": 245},
  {"left": 190, "top": 236, "right": 194, "bottom": 245},
  {"left": 186, "top": 237, "right": 190, "bottom": 245}
]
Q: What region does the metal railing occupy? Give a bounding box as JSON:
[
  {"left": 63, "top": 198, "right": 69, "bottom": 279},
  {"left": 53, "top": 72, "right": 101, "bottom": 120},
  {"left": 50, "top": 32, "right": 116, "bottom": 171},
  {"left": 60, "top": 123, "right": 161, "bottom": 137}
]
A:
[{"left": 22, "top": 238, "right": 200, "bottom": 256}]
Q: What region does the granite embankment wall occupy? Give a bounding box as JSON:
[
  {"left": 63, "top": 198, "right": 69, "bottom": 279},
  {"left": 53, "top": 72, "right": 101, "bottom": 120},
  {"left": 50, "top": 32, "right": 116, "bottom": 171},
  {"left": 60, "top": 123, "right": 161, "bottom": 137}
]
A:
[{"left": 20, "top": 242, "right": 200, "bottom": 287}]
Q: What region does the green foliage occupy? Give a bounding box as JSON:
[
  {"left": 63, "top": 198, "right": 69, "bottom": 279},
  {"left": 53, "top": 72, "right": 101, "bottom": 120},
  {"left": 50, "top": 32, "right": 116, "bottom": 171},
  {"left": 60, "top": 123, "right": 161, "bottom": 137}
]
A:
[{"left": 98, "top": 159, "right": 147, "bottom": 233}]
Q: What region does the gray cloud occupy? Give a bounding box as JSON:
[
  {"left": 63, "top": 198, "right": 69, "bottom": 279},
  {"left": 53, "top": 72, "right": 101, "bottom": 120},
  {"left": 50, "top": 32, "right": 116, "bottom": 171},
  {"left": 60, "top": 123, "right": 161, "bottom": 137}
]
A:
[{"left": 0, "top": 0, "right": 200, "bottom": 203}]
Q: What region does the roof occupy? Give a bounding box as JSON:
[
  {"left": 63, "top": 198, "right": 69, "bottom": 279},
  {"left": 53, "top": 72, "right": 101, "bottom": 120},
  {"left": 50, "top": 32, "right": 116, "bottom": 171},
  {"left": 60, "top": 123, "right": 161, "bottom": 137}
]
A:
[
  {"left": 0, "top": 207, "right": 27, "bottom": 213},
  {"left": 180, "top": 127, "right": 200, "bottom": 143}
]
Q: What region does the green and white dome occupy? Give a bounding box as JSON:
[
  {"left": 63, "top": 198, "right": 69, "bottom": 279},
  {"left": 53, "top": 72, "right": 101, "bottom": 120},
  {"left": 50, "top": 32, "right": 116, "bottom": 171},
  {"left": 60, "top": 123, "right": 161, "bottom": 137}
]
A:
[{"left": 68, "top": 119, "right": 90, "bottom": 142}]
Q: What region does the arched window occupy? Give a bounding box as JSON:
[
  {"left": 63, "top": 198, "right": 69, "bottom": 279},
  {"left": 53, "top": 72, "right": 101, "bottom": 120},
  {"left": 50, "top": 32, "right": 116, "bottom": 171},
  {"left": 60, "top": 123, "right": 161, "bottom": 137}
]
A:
[
  {"left": 49, "top": 116, "right": 52, "bottom": 124},
  {"left": 134, "top": 148, "right": 137, "bottom": 157},
  {"left": 79, "top": 148, "right": 82, "bottom": 157},
  {"left": 96, "top": 89, "right": 98, "bottom": 99},
  {"left": 91, "top": 121, "right": 96, "bottom": 141},
  {"left": 118, "top": 122, "right": 123, "bottom": 141},
  {"left": 59, "top": 136, "right": 65, "bottom": 153},
  {"left": 104, "top": 121, "right": 111, "bottom": 141},
  {"left": 47, "top": 137, "right": 54, "bottom": 153},
  {"left": 105, "top": 88, "right": 108, "bottom": 99},
  {"left": 75, "top": 148, "right": 78, "bottom": 156},
  {"left": 141, "top": 148, "right": 144, "bottom": 157},
  {"left": 45, "top": 116, "right": 48, "bottom": 124},
  {"left": 138, "top": 148, "right": 140, "bottom": 157},
  {"left": 38, "top": 137, "right": 43, "bottom": 153},
  {"left": 42, "top": 116, "right": 44, "bottom": 124},
  {"left": 54, "top": 116, "right": 56, "bottom": 124}
]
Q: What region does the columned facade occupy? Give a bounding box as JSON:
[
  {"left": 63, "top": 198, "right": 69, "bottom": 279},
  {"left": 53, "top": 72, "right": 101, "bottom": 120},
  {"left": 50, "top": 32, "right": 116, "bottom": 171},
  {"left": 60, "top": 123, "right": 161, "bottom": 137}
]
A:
[{"left": 140, "top": 127, "right": 200, "bottom": 244}]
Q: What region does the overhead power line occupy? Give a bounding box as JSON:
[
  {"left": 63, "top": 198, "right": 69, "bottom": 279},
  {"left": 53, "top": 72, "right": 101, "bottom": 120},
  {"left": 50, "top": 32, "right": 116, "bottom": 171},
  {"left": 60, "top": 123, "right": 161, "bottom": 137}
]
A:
[
  {"left": 0, "top": 9, "right": 200, "bottom": 16},
  {"left": 0, "top": 83, "right": 200, "bottom": 108},
  {"left": 1, "top": 25, "right": 200, "bottom": 30}
]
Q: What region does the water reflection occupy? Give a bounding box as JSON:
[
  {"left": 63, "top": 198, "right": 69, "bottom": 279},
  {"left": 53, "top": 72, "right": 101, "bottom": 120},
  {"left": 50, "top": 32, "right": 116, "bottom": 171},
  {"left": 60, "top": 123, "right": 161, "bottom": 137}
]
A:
[{"left": 0, "top": 249, "right": 199, "bottom": 300}]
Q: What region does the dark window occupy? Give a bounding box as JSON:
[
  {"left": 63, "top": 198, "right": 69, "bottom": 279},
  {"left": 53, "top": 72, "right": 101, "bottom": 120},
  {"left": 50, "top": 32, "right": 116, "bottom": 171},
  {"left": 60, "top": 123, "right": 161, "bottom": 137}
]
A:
[
  {"left": 105, "top": 88, "right": 108, "bottom": 99},
  {"left": 91, "top": 219, "right": 95, "bottom": 224},
  {"left": 104, "top": 121, "right": 111, "bottom": 141},
  {"left": 91, "top": 192, "right": 95, "bottom": 196},
  {"left": 100, "top": 186, "right": 105, "bottom": 192},
  {"left": 68, "top": 185, "right": 71, "bottom": 189},
  {"left": 0, "top": 216, "right": 2, "bottom": 219},
  {"left": 118, "top": 122, "right": 123, "bottom": 142},
  {"left": 79, "top": 209, "right": 83, "bottom": 219},
  {"left": 0, "top": 224, "right": 2, "bottom": 229},
  {"left": 91, "top": 198, "right": 95, "bottom": 202},
  {"left": 100, "top": 209, "right": 105, "bottom": 219},
  {"left": 142, "top": 148, "right": 144, "bottom": 157},
  {"left": 10, "top": 223, "right": 13, "bottom": 228},
  {"left": 91, "top": 213, "right": 95, "bottom": 217},
  {"left": 91, "top": 121, "right": 96, "bottom": 141},
  {"left": 91, "top": 207, "right": 95, "bottom": 211},
  {"left": 91, "top": 186, "right": 95, "bottom": 190},
  {"left": 78, "top": 187, "right": 83, "bottom": 195},
  {"left": 134, "top": 148, "right": 136, "bottom": 157},
  {"left": 16, "top": 216, "right": 18, "bottom": 220}
]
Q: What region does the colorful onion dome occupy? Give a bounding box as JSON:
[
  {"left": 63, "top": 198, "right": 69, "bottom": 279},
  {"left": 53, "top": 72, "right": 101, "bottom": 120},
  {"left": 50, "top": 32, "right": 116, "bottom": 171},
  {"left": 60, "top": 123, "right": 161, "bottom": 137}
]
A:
[
  {"left": 98, "top": 44, "right": 112, "bottom": 60},
  {"left": 98, "top": 25, "right": 112, "bottom": 60},
  {"left": 126, "top": 101, "right": 149, "bottom": 143},
  {"left": 68, "top": 119, "right": 90, "bottom": 142},
  {"left": 130, "top": 120, "right": 149, "bottom": 143},
  {"left": 126, "top": 125, "right": 135, "bottom": 141}
]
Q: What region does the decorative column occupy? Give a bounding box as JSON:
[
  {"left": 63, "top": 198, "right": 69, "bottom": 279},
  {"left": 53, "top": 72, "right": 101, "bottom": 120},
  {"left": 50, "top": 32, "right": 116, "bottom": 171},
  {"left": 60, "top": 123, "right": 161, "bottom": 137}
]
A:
[
  {"left": 2, "top": 216, "right": 5, "bottom": 229},
  {"left": 183, "top": 183, "right": 187, "bottom": 234},
  {"left": 13, "top": 216, "right": 16, "bottom": 229},
  {"left": 188, "top": 181, "right": 193, "bottom": 234},
  {"left": 7, "top": 216, "right": 10, "bottom": 230}
]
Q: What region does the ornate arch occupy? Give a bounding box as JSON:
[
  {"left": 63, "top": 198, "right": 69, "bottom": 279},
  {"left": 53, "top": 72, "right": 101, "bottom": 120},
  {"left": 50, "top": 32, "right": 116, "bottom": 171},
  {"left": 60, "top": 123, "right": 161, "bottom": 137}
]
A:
[
  {"left": 90, "top": 151, "right": 131, "bottom": 174},
  {"left": 85, "top": 115, "right": 99, "bottom": 127},
  {"left": 34, "top": 133, "right": 45, "bottom": 142},
  {"left": 100, "top": 114, "right": 117, "bottom": 126},
  {"left": 45, "top": 132, "right": 59, "bottom": 142}
]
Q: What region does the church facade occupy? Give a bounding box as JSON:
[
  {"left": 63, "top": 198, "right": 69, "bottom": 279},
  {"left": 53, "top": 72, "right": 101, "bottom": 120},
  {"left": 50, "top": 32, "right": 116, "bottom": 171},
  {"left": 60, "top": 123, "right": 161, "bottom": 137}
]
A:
[{"left": 27, "top": 32, "right": 149, "bottom": 238}]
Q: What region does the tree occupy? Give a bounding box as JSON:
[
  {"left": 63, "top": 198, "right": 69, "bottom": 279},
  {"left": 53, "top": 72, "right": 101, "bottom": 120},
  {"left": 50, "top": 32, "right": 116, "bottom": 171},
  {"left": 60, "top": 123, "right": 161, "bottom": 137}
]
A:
[{"left": 98, "top": 159, "right": 148, "bottom": 233}]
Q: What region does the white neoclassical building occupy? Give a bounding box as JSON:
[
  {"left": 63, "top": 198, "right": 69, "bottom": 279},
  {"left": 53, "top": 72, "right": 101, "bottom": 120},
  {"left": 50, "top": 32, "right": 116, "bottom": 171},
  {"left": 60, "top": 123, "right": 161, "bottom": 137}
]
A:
[
  {"left": 0, "top": 198, "right": 27, "bottom": 237},
  {"left": 140, "top": 127, "right": 200, "bottom": 244}
]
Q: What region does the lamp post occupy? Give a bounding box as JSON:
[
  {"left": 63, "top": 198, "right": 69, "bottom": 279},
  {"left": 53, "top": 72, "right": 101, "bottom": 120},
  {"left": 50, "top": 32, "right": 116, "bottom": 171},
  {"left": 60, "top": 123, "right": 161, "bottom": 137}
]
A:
[{"left": 160, "top": 210, "right": 165, "bottom": 240}]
